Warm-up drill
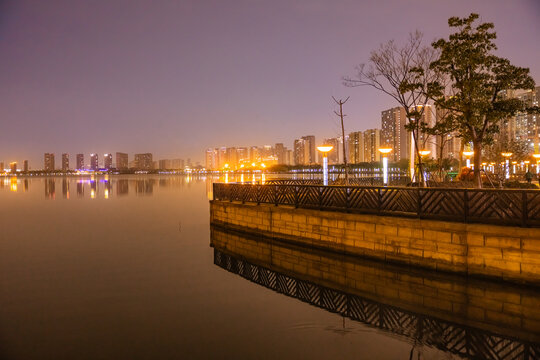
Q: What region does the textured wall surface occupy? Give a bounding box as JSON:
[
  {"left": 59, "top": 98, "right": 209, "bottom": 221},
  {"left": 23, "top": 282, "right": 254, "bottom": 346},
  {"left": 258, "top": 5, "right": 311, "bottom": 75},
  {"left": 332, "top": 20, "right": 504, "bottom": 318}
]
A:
[{"left": 210, "top": 201, "right": 540, "bottom": 285}]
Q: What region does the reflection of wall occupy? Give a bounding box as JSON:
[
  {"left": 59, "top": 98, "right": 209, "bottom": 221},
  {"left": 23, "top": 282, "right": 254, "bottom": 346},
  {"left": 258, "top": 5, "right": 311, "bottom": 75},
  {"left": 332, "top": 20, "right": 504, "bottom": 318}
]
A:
[
  {"left": 210, "top": 201, "right": 540, "bottom": 285},
  {"left": 211, "top": 226, "right": 540, "bottom": 345}
]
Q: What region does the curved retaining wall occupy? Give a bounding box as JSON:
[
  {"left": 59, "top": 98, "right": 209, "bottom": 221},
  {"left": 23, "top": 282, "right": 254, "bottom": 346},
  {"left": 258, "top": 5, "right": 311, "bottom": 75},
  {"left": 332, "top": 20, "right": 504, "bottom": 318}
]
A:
[{"left": 210, "top": 200, "right": 540, "bottom": 285}]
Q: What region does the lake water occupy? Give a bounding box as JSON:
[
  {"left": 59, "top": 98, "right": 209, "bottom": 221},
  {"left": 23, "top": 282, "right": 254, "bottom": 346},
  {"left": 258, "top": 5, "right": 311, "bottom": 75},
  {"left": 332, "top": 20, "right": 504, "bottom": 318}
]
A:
[{"left": 1, "top": 175, "right": 539, "bottom": 359}]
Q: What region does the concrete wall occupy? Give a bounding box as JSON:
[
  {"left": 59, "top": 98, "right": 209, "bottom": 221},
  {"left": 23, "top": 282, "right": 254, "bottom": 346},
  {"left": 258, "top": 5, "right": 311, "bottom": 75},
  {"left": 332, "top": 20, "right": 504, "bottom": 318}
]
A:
[
  {"left": 210, "top": 200, "right": 540, "bottom": 285},
  {"left": 211, "top": 227, "right": 540, "bottom": 342}
]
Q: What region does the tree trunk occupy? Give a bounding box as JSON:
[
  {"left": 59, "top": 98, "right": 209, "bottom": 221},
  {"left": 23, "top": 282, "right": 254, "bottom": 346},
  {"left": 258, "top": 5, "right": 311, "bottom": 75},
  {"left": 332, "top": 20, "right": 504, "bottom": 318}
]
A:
[{"left": 473, "top": 140, "right": 482, "bottom": 188}]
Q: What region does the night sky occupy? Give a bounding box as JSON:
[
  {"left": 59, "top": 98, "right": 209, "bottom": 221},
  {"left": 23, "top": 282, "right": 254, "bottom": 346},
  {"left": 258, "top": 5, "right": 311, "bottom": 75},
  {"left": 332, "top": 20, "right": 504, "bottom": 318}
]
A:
[{"left": 1, "top": 0, "right": 539, "bottom": 167}]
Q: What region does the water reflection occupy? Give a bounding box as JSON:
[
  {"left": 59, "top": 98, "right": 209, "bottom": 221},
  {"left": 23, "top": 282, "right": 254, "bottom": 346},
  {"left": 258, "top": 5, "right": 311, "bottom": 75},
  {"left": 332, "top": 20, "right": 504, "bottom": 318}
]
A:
[
  {"left": 211, "top": 226, "right": 540, "bottom": 359},
  {"left": 0, "top": 174, "right": 292, "bottom": 200}
]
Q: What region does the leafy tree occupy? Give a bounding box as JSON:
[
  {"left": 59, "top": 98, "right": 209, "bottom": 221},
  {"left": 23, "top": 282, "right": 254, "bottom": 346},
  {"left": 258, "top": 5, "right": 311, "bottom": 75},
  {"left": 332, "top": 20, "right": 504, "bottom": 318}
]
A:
[{"left": 428, "top": 13, "right": 535, "bottom": 187}]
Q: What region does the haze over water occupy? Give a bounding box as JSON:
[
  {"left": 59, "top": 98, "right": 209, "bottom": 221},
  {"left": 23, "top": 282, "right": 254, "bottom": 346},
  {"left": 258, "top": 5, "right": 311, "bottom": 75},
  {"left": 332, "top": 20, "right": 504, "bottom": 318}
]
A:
[{"left": 0, "top": 175, "right": 538, "bottom": 359}]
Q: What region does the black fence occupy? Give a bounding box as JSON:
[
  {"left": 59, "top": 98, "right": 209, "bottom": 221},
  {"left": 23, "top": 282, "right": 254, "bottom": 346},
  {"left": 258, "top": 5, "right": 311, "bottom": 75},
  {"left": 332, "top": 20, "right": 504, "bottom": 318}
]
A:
[
  {"left": 213, "top": 183, "right": 540, "bottom": 227},
  {"left": 215, "top": 249, "right": 540, "bottom": 360}
]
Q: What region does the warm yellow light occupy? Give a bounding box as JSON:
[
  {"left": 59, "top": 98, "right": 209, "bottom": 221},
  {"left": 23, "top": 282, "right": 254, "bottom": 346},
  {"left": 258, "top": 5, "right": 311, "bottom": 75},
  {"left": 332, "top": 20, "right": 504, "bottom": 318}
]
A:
[
  {"left": 240, "top": 164, "right": 245, "bottom": 168},
  {"left": 378, "top": 147, "right": 392, "bottom": 155},
  {"left": 251, "top": 162, "right": 256, "bottom": 167},
  {"left": 418, "top": 150, "right": 431, "bottom": 157},
  {"left": 501, "top": 152, "right": 513, "bottom": 158},
  {"left": 317, "top": 145, "right": 334, "bottom": 153},
  {"left": 261, "top": 163, "right": 266, "bottom": 168},
  {"left": 532, "top": 153, "right": 540, "bottom": 159},
  {"left": 525, "top": 161, "right": 530, "bottom": 164},
  {"left": 511, "top": 161, "right": 518, "bottom": 165},
  {"left": 463, "top": 151, "right": 474, "bottom": 157}
]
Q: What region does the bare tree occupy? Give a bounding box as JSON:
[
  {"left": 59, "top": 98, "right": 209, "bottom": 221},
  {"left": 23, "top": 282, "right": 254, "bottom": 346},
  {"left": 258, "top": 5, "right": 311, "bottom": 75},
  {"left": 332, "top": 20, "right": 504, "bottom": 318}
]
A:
[{"left": 344, "top": 31, "right": 439, "bottom": 186}]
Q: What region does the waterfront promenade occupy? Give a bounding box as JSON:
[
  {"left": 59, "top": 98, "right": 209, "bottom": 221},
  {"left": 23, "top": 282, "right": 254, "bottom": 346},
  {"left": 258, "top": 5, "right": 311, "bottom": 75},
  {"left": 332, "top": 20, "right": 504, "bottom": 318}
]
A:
[{"left": 211, "top": 183, "right": 540, "bottom": 284}]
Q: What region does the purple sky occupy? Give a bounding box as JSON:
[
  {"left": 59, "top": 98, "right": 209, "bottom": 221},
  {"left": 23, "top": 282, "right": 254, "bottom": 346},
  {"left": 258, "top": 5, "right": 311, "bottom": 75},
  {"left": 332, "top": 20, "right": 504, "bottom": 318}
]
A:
[{"left": 1, "top": 0, "right": 539, "bottom": 167}]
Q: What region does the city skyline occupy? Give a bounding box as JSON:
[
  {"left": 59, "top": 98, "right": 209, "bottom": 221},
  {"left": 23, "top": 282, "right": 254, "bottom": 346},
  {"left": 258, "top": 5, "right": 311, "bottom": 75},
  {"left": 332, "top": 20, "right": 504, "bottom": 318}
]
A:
[{"left": 0, "top": 1, "right": 539, "bottom": 167}]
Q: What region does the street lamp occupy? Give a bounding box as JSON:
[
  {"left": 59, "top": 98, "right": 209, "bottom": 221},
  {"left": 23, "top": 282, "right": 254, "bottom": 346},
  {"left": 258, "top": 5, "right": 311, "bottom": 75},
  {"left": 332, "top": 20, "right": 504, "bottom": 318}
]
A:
[
  {"left": 501, "top": 152, "right": 513, "bottom": 179},
  {"left": 378, "top": 147, "right": 392, "bottom": 185},
  {"left": 533, "top": 153, "right": 540, "bottom": 174},
  {"left": 463, "top": 151, "right": 474, "bottom": 168},
  {"left": 317, "top": 145, "right": 334, "bottom": 186}
]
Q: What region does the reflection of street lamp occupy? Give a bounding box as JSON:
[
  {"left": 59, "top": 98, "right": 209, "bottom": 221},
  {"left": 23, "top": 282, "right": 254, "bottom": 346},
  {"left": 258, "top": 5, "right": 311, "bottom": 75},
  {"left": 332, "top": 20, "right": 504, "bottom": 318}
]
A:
[
  {"left": 533, "top": 153, "right": 540, "bottom": 174},
  {"left": 378, "top": 147, "right": 392, "bottom": 185},
  {"left": 317, "top": 145, "right": 334, "bottom": 186},
  {"left": 501, "top": 152, "right": 513, "bottom": 179},
  {"left": 463, "top": 151, "right": 474, "bottom": 168},
  {"left": 525, "top": 160, "right": 530, "bottom": 172}
]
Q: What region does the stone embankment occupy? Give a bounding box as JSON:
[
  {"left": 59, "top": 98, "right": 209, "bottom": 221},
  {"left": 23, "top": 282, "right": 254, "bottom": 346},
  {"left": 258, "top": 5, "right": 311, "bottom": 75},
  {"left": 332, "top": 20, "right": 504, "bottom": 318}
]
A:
[{"left": 210, "top": 201, "right": 540, "bottom": 285}]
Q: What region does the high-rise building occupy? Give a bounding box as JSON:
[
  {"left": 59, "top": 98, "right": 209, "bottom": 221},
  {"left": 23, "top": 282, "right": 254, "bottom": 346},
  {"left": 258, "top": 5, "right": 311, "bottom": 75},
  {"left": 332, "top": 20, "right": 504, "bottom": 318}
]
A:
[
  {"left": 293, "top": 139, "right": 304, "bottom": 165},
  {"left": 293, "top": 136, "right": 316, "bottom": 165},
  {"left": 23, "top": 160, "right": 29, "bottom": 172},
  {"left": 301, "top": 136, "right": 316, "bottom": 165},
  {"left": 134, "top": 153, "right": 153, "bottom": 170},
  {"left": 171, "top": 159, "right": 185, "bottom": 170},
  {"left": 347, "top": 132, "right": 364, "bottom": 164},
  {"left": 236, "top": 147, "right": 249, "bottom": 165},
  {"left": 275, "top": 143, "right": 286, "bottom": 165},
  {"left": 226, "top": 147, "right": 238, "bottom": 168},
  {"left": 363, "top": 129, "right": 381, "bottom": 162},
  {"left": 323, "top": 138, "right": 340, "bottom": 164},
  {"left": 116, "top": 152, "right": 128, "bottom": 170},
  {"left": 217, "top": 147, "right": 228, "bottom": 168},
  {"left": 61, "top": 153, "right": 69, "bottom": 171},
  {"left": 502, "top": 87, "right": 540, "bottom": 145},
  {"left": 104, "top": 153, "right": 113, "bottom": 169},
  {"left": 249, "top": 146, "right": 260, "bottom": 163},
  {"left": 90, "top": 154, "right": 98, "bottom": 170},
  {"left": 158, "top": 159, "right": 171, "bottom": 170},
  {"left": 205, "top": 148, "right": 218, "bottom": 169},
  {"left": 76, "top": 154, "right": 84, "bottom": 170},
  {"left": 416, "top": 105, "right": 436, "bottom": 158},
  {"left": 285, "top": 150, "right": 293, "bottom": 165},
  {"left": 10, "top": 162, "right": 17, "bottom": 173},
  {"left": 381, "top": 107, "right": 409, "bottom": 162},
  {"left": 44, "top": 153, "right": 55, "bottom": 171}
]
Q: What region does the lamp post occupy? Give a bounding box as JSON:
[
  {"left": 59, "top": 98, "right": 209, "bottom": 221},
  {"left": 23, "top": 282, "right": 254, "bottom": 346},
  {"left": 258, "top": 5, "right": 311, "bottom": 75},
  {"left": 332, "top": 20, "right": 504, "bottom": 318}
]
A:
[
  {"left": 317, "top": 145, "right": 334, "bottom": 186},
  {"left": 378, "top": 147, "right": 392, "bottom": 185},
  {"left": 501, "top": 152, "right": 513, "bottom": 180},
  {"left": 463, "top": 151, "right": 474, "bottom": 169},
  {"left": 533, "top": 153, "right": 540, "bottom": 174}
]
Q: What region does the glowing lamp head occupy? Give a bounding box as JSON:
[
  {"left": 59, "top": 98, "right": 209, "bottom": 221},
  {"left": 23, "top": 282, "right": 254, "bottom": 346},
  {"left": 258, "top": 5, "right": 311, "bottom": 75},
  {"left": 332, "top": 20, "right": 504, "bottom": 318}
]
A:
[
  {"left": 463, "top": 151, "right": 474, "bottom": 157},
  {"left": 378, "top": 147, "right": 392, "bottom": 155},
  {"left": 501, "top": 152, "right": 513, "bottom": 158},
  {"left": 316, "top": 145, "right": 334, "bottom": 153},
  {"left": 261, "top": 163, "right": 266, "bottom": 168},
  {"left": 418, "top": 150, "right": 431, "bottom": 157},
  {"left": 224, "top": 163, "right": 229, "bottom": 169},
  {"left": 533, "top": 153, "right": 540, "bottom": 159},
  {"left": 251, "top": 162, "right": 256, "bottom": 167}
]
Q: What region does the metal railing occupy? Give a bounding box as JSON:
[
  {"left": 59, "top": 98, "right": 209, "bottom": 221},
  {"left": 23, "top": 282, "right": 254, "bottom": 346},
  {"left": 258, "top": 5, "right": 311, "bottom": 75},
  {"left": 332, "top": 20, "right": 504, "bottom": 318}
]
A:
[{"left": 213, "top": 183, "right": 540, "bottom": 227}]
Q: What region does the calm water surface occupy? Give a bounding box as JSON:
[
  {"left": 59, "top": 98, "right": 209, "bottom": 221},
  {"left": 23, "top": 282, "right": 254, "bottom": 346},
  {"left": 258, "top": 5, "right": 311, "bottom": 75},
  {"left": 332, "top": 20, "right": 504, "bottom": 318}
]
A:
[{"left": 0, "top": 175, "right": 538, "bottom": 359}]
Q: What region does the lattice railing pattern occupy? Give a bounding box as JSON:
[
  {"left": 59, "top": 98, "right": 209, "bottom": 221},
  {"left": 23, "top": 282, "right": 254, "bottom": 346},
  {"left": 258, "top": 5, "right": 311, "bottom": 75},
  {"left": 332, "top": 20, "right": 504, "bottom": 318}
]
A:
[
  {"left": 214, "top": 249, "right": 539, "bottom": 360},
  {"left": 213, "top": 183, "right": 540, "bottom": 227}
]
